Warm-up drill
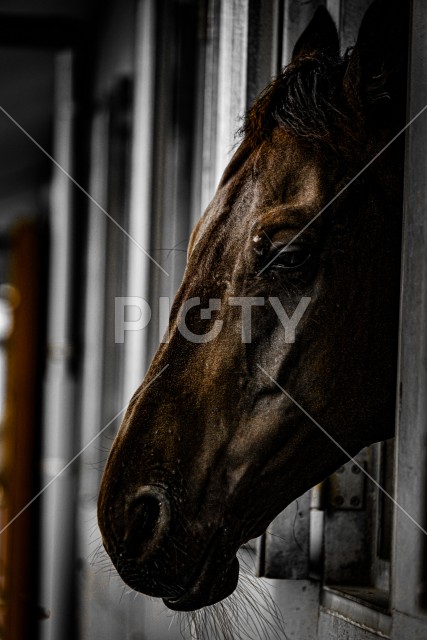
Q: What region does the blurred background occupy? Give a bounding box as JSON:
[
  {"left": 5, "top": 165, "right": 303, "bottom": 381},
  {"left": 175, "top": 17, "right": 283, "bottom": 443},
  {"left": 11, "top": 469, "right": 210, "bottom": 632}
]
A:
[
  {"left": 0, "top": 1, "right": 425, "bottom": 640},
  {"left": 0, "top": 1, "right": 288, "bottom": 637}
]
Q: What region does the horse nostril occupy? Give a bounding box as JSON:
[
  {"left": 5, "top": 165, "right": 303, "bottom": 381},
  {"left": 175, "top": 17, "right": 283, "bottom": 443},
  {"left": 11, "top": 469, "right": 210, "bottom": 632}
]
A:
[{"left": 124, "top": 486, "right": 171, "bottom": 559}]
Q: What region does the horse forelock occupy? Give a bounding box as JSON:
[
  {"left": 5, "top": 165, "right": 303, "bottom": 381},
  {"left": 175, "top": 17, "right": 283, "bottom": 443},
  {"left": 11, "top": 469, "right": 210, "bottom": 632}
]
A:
[{"left": 240, "top": 52, "right": 353, "bottom": 151}]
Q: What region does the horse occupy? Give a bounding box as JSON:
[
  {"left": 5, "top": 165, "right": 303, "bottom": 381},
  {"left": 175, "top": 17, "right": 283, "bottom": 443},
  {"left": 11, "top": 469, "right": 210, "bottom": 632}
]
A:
[{"left": 98, "top": 0, "right": 408, "bottom": 620}]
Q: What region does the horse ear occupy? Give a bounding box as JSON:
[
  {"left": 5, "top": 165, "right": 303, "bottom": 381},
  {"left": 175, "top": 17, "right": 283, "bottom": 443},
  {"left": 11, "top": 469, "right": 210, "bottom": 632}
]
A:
[
  {"left": 292, "top": 6, "right": 339, "bottom": 61},
  {"left": 343, "top": 0, "right": 409, "bottom": 123}
]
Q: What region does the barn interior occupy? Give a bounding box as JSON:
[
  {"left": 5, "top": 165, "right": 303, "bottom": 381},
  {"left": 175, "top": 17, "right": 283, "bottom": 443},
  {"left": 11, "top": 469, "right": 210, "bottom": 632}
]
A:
[{"left": 0, "top": 1, "right": 425, "bottom": 640}]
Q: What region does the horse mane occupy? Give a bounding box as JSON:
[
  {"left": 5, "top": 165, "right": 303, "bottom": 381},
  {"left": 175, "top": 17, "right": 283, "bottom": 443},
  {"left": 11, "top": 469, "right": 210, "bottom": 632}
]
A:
[{"left": 240, "top": 52, "right": 351, "bottom": 150}]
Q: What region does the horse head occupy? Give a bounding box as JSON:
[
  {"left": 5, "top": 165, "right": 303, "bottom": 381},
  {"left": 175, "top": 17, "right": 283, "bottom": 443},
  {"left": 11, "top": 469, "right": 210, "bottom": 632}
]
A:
[{"left": 98, "top": 0, "right": 408, "bottom": 612}]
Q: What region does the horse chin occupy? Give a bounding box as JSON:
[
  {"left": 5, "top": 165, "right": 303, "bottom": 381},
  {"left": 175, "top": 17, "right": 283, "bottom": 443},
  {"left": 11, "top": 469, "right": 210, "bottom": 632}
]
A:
[{"left": 163, "top": 556, "right": 240, "bottom": 612}]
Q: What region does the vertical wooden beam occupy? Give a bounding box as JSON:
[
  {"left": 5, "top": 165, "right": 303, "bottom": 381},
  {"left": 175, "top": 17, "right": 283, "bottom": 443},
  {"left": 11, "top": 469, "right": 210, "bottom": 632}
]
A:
[
  {"left": 246, "top": 0, "right": 282, "bottom": 106},
  {"left": 282, "top": 0, "right": 325, "bottom": 66},
  {"left": 339, "top": 0, "right": 371, "bottom": 52},
  {"left": 200, "top": 0, "right": 221, "bottom": 213},
  {"left": 215, "top": 0, "right": 249, "bottom": 183},
  {"left": 326, "top": 0, "right": 341, "bottom": 34},
  {"left": 4, "top": 223, "right": 44, "bottom": 640},
  {"left": 392, "top": 0, "right": 427, "bottom": 635}
]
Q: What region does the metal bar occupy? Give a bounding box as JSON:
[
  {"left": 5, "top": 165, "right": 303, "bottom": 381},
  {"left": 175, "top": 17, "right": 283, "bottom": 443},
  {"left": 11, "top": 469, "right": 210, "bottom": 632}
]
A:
[
  {"left": 122, "top": 0, "right": 157, "bottom": 401},
  {"left": 38, "top": 50, "right": 76, "bottom": 640}
]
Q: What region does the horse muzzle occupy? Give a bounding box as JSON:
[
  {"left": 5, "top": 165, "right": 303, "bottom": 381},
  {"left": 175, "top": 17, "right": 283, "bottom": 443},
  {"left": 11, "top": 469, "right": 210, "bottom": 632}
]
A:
[
  {"left": 99, "top": 483, "right": 240, "bottom": 608},
  {"left": 99, "top": 484, "right": 181, "bottom": 598}
]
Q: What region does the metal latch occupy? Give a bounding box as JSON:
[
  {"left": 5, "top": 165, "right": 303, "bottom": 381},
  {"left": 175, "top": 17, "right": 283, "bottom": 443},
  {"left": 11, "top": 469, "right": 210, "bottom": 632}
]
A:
[{"left": 328, "top": 461, "right": 366, "bottom": 510}]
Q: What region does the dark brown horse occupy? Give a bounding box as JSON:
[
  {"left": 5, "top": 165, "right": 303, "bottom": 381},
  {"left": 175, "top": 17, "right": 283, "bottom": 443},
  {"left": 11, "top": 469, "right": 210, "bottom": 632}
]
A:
[{"left": 98, "top": 0, "right": 408, "bottom": 616}]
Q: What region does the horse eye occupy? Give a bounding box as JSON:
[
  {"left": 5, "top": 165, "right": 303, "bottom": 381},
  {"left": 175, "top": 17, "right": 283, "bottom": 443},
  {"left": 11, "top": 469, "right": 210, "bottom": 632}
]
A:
[{"left": 271, "top": 245, "right": 312, "bottom": 270}]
